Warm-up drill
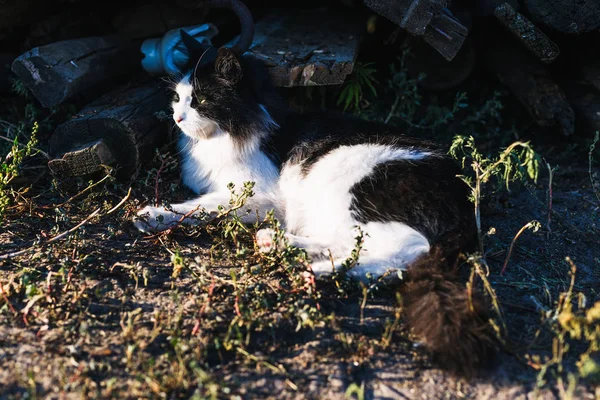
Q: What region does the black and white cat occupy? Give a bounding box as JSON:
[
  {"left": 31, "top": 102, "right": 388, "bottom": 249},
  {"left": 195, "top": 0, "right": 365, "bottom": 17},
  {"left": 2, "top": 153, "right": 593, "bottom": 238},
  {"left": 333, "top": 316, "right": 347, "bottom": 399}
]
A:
[{"left": 133, "top": 47, "right": 495, "bottom": 375}]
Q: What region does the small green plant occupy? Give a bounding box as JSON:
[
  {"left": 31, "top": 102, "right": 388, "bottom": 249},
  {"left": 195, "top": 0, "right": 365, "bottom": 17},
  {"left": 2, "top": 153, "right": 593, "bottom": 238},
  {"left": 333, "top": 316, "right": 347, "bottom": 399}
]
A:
[
  {"left": 161, "top": 181, "right": 328, "bottom": 358},
  {"left": 337, "top": 62, "right": 378, "bottom": 114},
  {"left": 327, "top": 227, "right": 365, "bottom": 296},
  {"left": 345, "top": 382, "right": 365, "bottom": 400},
  {"left": 449, "top": 135, "right": 541, "bottom": 253},
  {"left": 384, "top": 48, "right": 424, "bottom": 124},
  {"left": 384, "top": 48, "right": 468, "bottom": 128},
  {"left": 528, "top": 258, "right": 600, "bottom": 400},
  {"left": 463, "top": 90, "right": 504, "bottom": 126},
  {"left": 0, "top": 121, "right": 39, "bottom": 221}
]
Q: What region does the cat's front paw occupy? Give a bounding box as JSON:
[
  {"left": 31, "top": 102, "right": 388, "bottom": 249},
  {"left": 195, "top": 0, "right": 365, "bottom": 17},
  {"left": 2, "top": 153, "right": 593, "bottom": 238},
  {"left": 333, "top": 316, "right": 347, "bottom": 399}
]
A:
[
  {"left": 133, "top": 206, "right": 178, "bottom": 233},
  {"left": 256, "top": 228, "right": 279, "bottom": 253}
]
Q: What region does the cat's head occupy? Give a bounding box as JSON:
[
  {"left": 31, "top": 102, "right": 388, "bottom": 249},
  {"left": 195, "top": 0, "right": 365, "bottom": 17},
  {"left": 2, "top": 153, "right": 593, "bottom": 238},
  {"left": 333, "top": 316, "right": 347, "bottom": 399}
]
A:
[{"left": 172, "top": 46, "right": 278, "bottom": 145}]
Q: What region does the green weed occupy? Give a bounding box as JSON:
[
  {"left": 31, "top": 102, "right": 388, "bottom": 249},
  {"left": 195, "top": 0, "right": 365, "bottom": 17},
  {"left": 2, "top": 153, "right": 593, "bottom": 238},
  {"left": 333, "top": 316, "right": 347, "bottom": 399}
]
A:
[
  {"left": 449, "top": 135, "right": 540, "bottom": 253},
  {"left": 0, "top": 121, "right": 39, "bottom": 221},
  {"left": 528, "top": 258, "right": 600, "bottom": 400},
  {"left": 337, "top": 62, "right": 378, "bottom": 114},
  {"left": 383, "top": 48, "right": 468, "bottom": 128}
]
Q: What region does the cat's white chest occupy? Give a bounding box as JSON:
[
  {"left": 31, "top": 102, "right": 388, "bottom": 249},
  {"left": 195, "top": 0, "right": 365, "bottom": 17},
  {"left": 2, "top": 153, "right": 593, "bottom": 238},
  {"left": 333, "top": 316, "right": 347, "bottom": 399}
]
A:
[{"left": 179, "top": 131, "right": 279, "bottom": 194}]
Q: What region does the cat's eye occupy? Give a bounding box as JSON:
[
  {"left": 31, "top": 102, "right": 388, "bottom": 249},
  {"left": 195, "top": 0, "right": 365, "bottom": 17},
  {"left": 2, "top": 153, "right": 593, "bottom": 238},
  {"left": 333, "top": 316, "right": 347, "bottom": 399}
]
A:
[
  {"left": 173, "top": 93, "right": 180, "bottom": 102},
  {"left": 191, "top": 96, "right": 206, "bottom": 107}
]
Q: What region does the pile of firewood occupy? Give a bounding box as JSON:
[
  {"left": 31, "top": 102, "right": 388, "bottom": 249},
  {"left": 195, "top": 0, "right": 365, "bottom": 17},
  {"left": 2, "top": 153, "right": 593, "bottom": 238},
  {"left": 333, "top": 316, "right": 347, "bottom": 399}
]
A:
[{"left": 1, "top": 0, "right": 599, "bottom": 179}]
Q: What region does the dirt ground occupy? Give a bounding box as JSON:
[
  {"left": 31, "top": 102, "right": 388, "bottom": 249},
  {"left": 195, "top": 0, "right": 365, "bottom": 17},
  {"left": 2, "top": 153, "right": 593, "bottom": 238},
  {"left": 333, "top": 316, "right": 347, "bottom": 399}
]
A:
[{"left": 1, "top": 38, "right": 600, "bottom": 400}]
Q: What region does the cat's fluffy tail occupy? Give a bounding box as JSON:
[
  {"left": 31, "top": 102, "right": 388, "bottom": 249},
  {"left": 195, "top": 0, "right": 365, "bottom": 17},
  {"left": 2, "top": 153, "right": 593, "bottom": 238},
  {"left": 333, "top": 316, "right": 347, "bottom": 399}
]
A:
[{"left": 400, "top": 245, "right": 497, "bottom": 376}]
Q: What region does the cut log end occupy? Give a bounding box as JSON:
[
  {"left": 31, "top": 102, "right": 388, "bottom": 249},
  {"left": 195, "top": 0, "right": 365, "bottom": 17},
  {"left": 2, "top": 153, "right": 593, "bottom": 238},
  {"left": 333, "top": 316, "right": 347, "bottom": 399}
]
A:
[
  {"left": 49, "top": 81, "right": 171, "bottom": 179},
  {"left": 48, "top": 139, "right": 115, "bottom": 178}
]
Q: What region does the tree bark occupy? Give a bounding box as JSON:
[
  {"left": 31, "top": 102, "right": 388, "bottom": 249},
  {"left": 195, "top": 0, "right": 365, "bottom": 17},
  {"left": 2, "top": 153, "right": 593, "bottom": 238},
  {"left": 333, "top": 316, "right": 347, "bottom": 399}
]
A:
[
  {"left": 11, "top": 36, "right": 142, "bottom": 108},
  {"left": 48, "top": 80, "right": 171, "bottom": 179}
]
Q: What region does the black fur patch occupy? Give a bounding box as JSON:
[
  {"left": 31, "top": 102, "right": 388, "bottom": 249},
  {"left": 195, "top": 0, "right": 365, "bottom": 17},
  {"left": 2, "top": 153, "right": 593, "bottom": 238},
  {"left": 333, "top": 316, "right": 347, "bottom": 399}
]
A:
[
  {"left": 179, "top": 48, "right": 280, "bottom": 149},
  {"left": 267, "top": 112, "right": 441, "bottom": 173},
  {"left": 349, "top": 155, "right": 475, "bottom": 242}
]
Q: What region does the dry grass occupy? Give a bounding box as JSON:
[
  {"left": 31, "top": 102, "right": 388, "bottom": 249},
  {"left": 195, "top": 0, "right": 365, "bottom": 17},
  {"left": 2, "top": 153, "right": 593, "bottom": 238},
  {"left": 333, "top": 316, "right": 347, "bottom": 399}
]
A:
[{"left": 1, "top": 66, "right": 599, "bottom": 399}]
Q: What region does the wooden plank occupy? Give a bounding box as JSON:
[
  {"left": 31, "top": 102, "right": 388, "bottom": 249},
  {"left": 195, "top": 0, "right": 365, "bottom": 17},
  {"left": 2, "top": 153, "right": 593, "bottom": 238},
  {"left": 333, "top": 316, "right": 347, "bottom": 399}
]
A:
[
  {"left": 48, "top": 80, "right": 171, "bottom": 178},
  {"left": 422, "top": 8, "right": 468, "bottom": 62},
  {"left": 11, "top": 36, "right": 142, "bottom": 108},
  {"left": 363, "top": 0, "right": 468, "bottom": 61},
  {"left": 364, "top": 0, "right": 435, "bottom": 35},
  {"left": 494, "top": 3, "right": 559, "bottom": 64},
  {"left": 232, "top": 9, "right": 362, "bottom": 87}
]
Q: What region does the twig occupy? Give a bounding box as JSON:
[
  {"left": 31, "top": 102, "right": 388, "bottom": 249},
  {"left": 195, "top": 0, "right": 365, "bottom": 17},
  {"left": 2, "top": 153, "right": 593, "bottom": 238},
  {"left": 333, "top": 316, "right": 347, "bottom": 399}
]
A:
[
  {"left": 154, "top": 158, "right": 167, "bottom": 207},
  {"left": 359, "top": 284, "right": 368, "bottom": 327},
  {"left": 0, "top": 208, "right": 101, "bottom": 260},
  {"left": 546, "top": 163, "right": 556, "bottom": 234},
  {"left": 193, "top": 272, "right": 216, "bottom": 336},
  {"left": 0, "top": 134, "right": 50, "bottom": 159},
  {"left": 470, "top": 256, "right": 508, "bottom": 336},
  {"left": 589, "top": 131, "right": 600, "bottom": 204},
  {"left": 236, "top": 347, "right": 298, "bottom": 391},
  {"left": 146, "top": 204, "right": 205, "bottom": 238},
  {"left": 384, "top": 95, "right": 400, "bottom": 124},
  {"left": 106, "top": 187, "right": 131, "bottom": 215},
  {"left": 0, "top": 282, "right": 17, "bottom": 314},
  {"left": 40, "top": 173, "right": 113, "bottom": 209},
  {"left": 501, "top": 220, "right": 541, "bottom": 275}
]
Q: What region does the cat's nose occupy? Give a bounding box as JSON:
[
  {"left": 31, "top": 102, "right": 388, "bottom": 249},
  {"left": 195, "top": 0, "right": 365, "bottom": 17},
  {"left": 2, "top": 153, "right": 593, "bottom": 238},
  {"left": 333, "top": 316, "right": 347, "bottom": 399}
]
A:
[{"left": 175, "top": 115, "right": 184, "bottom": 123}]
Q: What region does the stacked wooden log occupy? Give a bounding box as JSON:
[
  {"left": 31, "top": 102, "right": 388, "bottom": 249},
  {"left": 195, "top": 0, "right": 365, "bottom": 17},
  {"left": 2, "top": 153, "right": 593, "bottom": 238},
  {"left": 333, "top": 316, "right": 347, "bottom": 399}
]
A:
[
  {"left": 47, "top": 80, "right": 172, "bottom": 179},
  {"left": 3, "top": 0, "right": 600, "bottom": 180},
  {"left": 4, "top": 1, "right": 219, "bottom": 180},
  {"left": 7, "top": 1, "right": 369, "bottom": 179}
]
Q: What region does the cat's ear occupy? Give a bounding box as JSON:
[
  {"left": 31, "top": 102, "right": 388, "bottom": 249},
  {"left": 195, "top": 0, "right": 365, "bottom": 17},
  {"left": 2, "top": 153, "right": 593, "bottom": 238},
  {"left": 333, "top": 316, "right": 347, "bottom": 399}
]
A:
[
  {"left": 214, "top": 47, "right": 243, "bottom": 85},
  {"left": 180, "top": 29, "right": 205, "bottom": 58}
]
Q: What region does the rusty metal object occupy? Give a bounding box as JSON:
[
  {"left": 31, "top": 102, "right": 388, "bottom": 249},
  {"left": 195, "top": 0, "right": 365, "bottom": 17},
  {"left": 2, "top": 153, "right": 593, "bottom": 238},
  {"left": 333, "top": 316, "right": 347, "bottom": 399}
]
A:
[{"left": 182, "top": 0, "right": 255, "bottom": 54}]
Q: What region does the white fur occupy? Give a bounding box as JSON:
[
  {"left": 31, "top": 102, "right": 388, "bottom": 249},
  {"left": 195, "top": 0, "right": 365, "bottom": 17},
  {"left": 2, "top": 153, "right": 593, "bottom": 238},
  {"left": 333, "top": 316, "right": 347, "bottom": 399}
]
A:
[
  {"left": 134, "top": 78, "right": 431, "bottom": 280},
  {"left": 267, "top": 144, "right": 431, "bottom": 280},
  {"left": 178, "top": 131, "right": 279, "bottom": 195},
  {"left": 133, "top": 75, "right": 280, "bottom": 233},
  {"left": 172, "top": 74, "right": 217, "bottom": 139}
]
